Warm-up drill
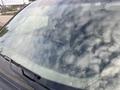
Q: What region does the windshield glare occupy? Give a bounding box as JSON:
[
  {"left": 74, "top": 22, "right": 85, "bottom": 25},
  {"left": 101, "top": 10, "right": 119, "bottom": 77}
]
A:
[{"left": 0, "top": 0, "right": 120, "bottom": 89}]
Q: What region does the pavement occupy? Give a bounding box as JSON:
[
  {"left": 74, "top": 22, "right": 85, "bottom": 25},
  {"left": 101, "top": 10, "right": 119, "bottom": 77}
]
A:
[{"left": 0, "top": 15, "right": 13, "bottom": 27}]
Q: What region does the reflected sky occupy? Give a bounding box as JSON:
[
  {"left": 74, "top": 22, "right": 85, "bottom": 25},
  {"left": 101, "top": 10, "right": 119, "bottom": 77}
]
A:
[{"left": 1, "top": 0, "right": 120, "bottom": 90}]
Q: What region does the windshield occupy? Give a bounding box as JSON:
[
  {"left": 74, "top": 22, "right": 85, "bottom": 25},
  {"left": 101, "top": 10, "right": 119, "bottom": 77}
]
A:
[{"left": 1, "top": 0, "right": 120, "bottom": 89}]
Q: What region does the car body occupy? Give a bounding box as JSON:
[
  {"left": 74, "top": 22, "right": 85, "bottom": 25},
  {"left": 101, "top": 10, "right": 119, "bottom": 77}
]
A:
[{"left": 1, "top": 0, "right": 120, "bottom": 90}]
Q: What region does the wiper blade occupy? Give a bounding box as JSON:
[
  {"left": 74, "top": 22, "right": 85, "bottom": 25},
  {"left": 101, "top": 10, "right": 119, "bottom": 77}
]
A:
[{"left": 0, "top": 53, "right": 51, "bottom": 90}]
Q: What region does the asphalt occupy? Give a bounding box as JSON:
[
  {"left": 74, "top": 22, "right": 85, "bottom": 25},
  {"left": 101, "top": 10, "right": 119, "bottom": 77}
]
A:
[{"left": 0, "top": 15, "right": 13, "bottom": 26}]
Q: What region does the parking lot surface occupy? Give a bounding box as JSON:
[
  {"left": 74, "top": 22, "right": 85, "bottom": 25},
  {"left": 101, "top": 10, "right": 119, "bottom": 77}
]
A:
[{"left": 0, "top": 15, "right": 13, "bottom": 27}]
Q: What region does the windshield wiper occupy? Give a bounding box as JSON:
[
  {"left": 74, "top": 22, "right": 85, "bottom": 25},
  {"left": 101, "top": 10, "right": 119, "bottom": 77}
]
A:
[{"left": 0, "top": 53, "right": 51, "bottom": 90}]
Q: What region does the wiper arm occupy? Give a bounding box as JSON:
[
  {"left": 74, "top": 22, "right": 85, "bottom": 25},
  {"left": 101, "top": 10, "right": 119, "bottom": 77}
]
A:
[{"left": 0, "top": 53, "right": 51, "bottom": 90}]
